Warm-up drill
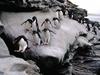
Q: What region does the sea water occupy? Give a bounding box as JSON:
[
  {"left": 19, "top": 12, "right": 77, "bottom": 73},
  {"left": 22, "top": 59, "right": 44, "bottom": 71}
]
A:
[{"left": 87, "top": 14, "right": 100, "bottom": 22}]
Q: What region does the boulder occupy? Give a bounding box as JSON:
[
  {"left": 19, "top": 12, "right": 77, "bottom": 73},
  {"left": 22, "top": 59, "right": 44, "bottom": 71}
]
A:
[
  {"left": 0, "top": 38, "right": 9, "bottom": 56},
  {"left": 0, "top": 57, "right": 40, "bottom": 75}
]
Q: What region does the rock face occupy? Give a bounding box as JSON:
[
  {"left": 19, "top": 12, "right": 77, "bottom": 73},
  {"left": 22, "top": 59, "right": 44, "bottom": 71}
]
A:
[
  {"left": 0, "top": 27, "right": 40, "bottom": 75},
  {"left": 0, "top": 0, "right": 100, "bottom": 75},
  {"left": 0, "top": 11, "right": 87, "bottom": 75},
  {"left": 0, "top": 0, "right": 77, "bottom": 12},
  {"left": 0, "top": 38, "right": 9, "bottom": 56},
  {"left": 0, "top": 56, "right": 40, "bottom": 75},
  {"left": 0, "top": 0, "right": 78, "bottom": 12}
]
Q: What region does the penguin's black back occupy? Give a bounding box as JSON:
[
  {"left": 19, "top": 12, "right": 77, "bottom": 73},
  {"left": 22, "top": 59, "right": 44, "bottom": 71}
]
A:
[
  {"left": 27, "top": 19, "right": 33, "bottom": 24},
  {"left": 14, "top": 35, "right": 28, "bottom": 45},
  {"left": 53, "top": 17, "right": 60, "bottom": 22}
]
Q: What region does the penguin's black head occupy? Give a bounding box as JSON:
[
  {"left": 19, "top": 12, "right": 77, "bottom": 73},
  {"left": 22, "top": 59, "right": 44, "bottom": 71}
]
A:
[
  {"left": 27, "top": 19, "right": 33, "bottom": 24},
  {"left": 53, "top": 17, "right": 59, "bottom": 21},
  {"left": 0, "top": 25, "right": 4, "bottom": 35},
  {"left": 32, "top": 31, "right": 37, "bottom": 34},
  {"left": 45, "top": 18, "right": 50, "bottom": 22},
  {"left": 56, "top": 9, "right": 61, "bottom": 12},
  {"left": 53, "top": 17, "right": 56, "bottom": 20},
  {"left": 32, "top": 16, "right": 37, "bottom": 21},
  {"left": 43, "top": 28, "right": 48, "bottom": 32},
  {"left": 79, "top": 33, "right": 87, "bottom": 37},
  {"left": 14, "top": 35, "right": 28, "bottom": 44}
]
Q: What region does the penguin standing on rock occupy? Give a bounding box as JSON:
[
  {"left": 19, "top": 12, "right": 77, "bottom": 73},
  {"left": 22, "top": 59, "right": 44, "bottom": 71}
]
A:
[
  {"left": 32, "top": 16, "right": 40, "bottom": 32},
  {"left": 41, "top": 18, "right": 53, "bottom": 30},
  {"left": 56, "top": 9, "right": 63, "bottom": 20},
  {"left": 61, "top": 5, "right": 67, "bottom": 17},
  {"left": 32, "top": 16, "right": 42, "bottom": 45},
  {"left": 32, "top": 31, "right": 41, "bottom": 46},
  {"left": 42, "top": 28, "right": 51, "bottom": 45},
  {"left": 41, "top": 18, "right": 56, "bottom": 45},
  {"left": 14, "top": 35, "right": 28, "bottom": 53},
  {"left": 21, "top": 19, "right": 33, "bottom": 32},
  {"left": 42, "top": 28, "right": 56, "bottom": 45},
  {"left": 52, "top": 17, "right": 61, "bottom": 29}
]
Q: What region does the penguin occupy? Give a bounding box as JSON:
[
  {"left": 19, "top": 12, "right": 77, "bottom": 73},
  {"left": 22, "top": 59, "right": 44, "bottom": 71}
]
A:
[
  {"left": 41, "top": 18, "right": 53, "bottom": 30},
  {"left": 73, "top": 33, "right": 92, "bottom": 49},
  {"left": 14, "top": 35, "right": 28, "bottom": 53},
  {"left": 32, "top": 16, "right": 42, "bottom": 45},
  {"left": 67, "top": 8, "right": 74, "bottom": 19},
  {"left": 73, "top": 33, "right": 95, "bottom": 57},
  {"left": 52, "top": 17, "right": 61, "bottom": 29},
  {"left": 92, "top": 26, "right": 97, "bottom": 35},
  {"left": 32, "top": 31, "right": 41, "bottom": 46},
  {"left": 61, "top": 5, "right": 67, "bottom": 17},
  {"left": 56, "top": 9, "right": 63, "bottom": 20},
  {"left": 21, "top": 19, "right": 33, "bottom": 32},
  {"left": 42, "top": 28, "right": 51, "bottom": 45},
  {"left": 32, "top": 16, "right": 40, "bottom": 32}
]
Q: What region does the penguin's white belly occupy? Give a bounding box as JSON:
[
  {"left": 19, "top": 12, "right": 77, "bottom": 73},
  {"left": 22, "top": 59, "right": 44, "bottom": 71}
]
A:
[
  {"left": 32, "top": 24, "right": 37, "bottom": 31},
  {"left": 24, "top": 22, "right": 32, "bottom": 30},
  {"left": 54, "top": 20, "right": 60, "bottom": 29},
  {"left": 32, "top": 20, "right": 37, "bottom": 31},
  {"left": 43, "top": 30, "right": 50, "bottom": 44},
  {"left": 18, "top": 38, "right": 27, "bottom": 52},
  {"left": 33, "top": 34, "right": 40, "bottom": 45},
  {"left": 56, "top": 11, "right": 63, "bottom": 20},
  {"left": 44, "top": 23, "right": 51, "bottom": 30}
]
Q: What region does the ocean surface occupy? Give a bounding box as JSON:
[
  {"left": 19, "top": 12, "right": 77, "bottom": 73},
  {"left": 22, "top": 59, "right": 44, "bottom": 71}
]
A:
[{"left": 87, "top": 14, "right": 100, "bottom": 22}]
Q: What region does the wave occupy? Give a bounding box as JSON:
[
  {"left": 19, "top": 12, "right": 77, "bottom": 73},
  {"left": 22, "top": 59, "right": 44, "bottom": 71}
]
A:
[{"left": 87, "top": 14, "right": 100, "bottom": 22}]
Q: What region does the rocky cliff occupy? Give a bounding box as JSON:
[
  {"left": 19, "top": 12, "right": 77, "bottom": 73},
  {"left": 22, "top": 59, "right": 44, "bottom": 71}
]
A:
[
  {"left": 0, "top": 0, "right": 77, "bottom": 12},
  {"left": 0, "top": 0, "right": 100, "bottom": 75}
]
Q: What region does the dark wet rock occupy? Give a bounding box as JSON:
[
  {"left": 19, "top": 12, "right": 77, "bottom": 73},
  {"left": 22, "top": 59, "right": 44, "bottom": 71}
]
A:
[
  {"left": 71, "top": 45, "right": 100, "bottom": 75},
  {"left": 0, "top": 0, "right": 77, "bottom": 12},
  {"left": 0, "top": 24, "right": 74, "bottom": 75},
  {"left": 26, "top": 60, "right": 40, "bottom": 73},
  {"left": 0, "top": 71, "right": 4, "bottom": 75},
  {"left": 56, "top": 0, "right": 64, "bottom": 3},
  {"left": 73, "top": 58, "right": 100, "bottom": 75},
  {"left": 0, "top": 27, "right": 41, "bottom": 75}
]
